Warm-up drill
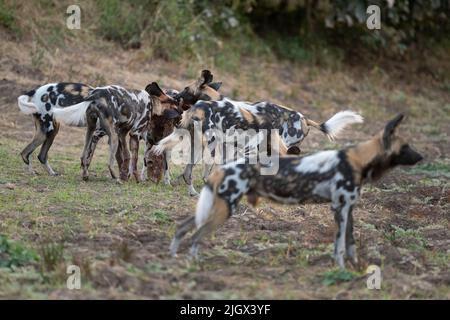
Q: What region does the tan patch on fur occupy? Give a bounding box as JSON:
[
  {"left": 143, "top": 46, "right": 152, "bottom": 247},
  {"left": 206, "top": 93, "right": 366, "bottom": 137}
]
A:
[
  {"left": 239, "top": 107, "right": 254, "bottom": 123},
  {"left": 204, "top": 169, "right": 229, "bottom": 229},
  {"left": 278, "top": 104, "right": 294, "bottom": 112},
  {"left": 254, "top": 114, "right": 267, "bottom": 125},
  {"left": 193, "top": 108, "right": 206, "bottom": 121},
  {"left": 65, "top": 84, "right": 80, "bottom": 95},
  {"left": 207, "top": 168, "right": 225, "bottom": 190},
  {"left": 272, "top": 131, "right": 288, "bottom": 156},
  {"left": 345, "top": 135, "right": 383, "bottom": 182},
  {"left": 151, "top": 97, "right": 163, "bottom": 116},
  {"left": 305, "top": 118, "right": 322, "bottom": 131},
  {"left": 80, "top": 86, "right": 91, "bottom": 97},
  {"left": 390, "top": 137, "right": 404, "bottom": 154},
  {"left": 300, "top": 117, "right": 310, "bottom": 136},
  {"left": 209, "top": 196, "right": 230, "bottom": 227},
  {"left": 247, "top": 192, "right": 260, "bottom": 207},
  {"left": 201, "top": 86, "right": 221, "bottom": 101}
]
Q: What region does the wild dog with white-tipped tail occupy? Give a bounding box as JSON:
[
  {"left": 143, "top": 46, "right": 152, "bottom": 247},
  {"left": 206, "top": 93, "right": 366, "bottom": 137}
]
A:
[
  {"left": 170, "top": 114, "right": 423, "bottom": 269},
  {"left": 17, "top": 83, "right": 93, "bottom": 175},
  {"left": 153, "top": 71, "right": 364, "bottom": 196},
  {"left": 80, "top": 83, "right": 180, "bottom": 182}
]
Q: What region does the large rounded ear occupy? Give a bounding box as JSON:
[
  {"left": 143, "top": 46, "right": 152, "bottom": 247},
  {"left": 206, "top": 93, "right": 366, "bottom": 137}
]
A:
[
  {"left": 197, "top": 69, "right": 213, "bottom": 87},
  {"left": 383, "top": 113, "right": 404, "bottom": 148},
  {"left": 208, "top": 82, "right": 222, "bottom": 91},
  {"left": 145, "top": 82, "right": 164, "bottom": 97}
]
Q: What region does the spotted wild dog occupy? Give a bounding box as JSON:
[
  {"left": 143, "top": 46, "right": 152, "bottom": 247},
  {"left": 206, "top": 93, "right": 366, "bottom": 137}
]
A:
[
  {"left": 76, "top": 82, "right": 180, "bottom": 182},
  {"left": 17, "top": 83, "right": 93, "bottom": 175},
  {"left": 140, "top": 88, "right": 183, "bottom": 184},
  {"left": 141, "top": 71, "right": 223, "bottom": 184},
  {"left": 169, "top": 114, "right": 423, "bottom": 269},
  {"left": 153, "top": 72, "right": 363, "bottom": 196}
]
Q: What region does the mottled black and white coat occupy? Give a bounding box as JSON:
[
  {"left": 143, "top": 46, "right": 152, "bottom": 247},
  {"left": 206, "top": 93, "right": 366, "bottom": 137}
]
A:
[
  {"left": 17, "top": 83, "right": 93, "bottom": 175},
  {"left": 169, "top": 114, "right": 423, "bottom": 269},
  {"left": 154, "top": 96, "right": 363, "bottom": 196},
  {"left": 79, "top": 83, "right": 179, "bottom": 182}
]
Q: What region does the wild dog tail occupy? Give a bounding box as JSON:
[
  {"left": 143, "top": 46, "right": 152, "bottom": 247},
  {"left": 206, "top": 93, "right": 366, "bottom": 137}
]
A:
[
  {"left": 52, "top": 101, "right": 91, "bottom": 127},
  {"left": 195, "top": 185, "right": 215, "bottom": 228},
  {"left": 306, "top": 110, "right": 364, "bottom": 141},
  {"left": 195, "top": 169, "right": 229, "bottom": 228},
  {"left": 17, "top": 94, "right": 39, "bottom": 115}
]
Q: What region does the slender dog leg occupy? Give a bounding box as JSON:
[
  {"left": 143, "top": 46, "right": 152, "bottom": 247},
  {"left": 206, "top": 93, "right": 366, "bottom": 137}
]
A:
[
  {"left": 129, "top": 134, "right": 140, "bottom": 182},
  {"left": 80, "top": 117, "right": 98, "bottom": 181},
  {"left": 169, "top": 216, "right": 196, "bottom": 256},
  {"left": 118, "top": 132, "right": 130, "bottom": 181},
  {"left": 20, "top": 116, "right": 46, "bottom": 175},
  {"left": 38, "top": 121, "right": 60, "bottom": 176},
  {"left": 163, "top": 150, "right": 171, "bottom": 185},
  {"left": 140, "top": 139, "right": 151, "bottom": 181},
  {"left": 333, "top": 196, "right": 350, "bottom": 269},
  {"left": 345, "top": 206, "right": 358, "bottom": 265},
  {"left": 108, "top": 131, "right": 120, "bottom": 182},
  {"left": 202, "top": 163, "right": 214, "bottom": 182},
  {"left": 182, "top": 164, "right": 198, "bottom": 196}
]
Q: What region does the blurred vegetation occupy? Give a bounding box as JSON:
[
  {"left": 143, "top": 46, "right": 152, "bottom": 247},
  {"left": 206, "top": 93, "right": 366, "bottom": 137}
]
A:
[
  {"left": 0, "top": 0, "right": 18, "bottom": 34},
  {"left": 1, "top": 0, "right": 449, "bottom": 70}
]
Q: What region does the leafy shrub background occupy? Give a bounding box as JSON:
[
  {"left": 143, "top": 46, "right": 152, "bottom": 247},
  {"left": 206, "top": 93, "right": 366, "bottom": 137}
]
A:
[{"left": 1, "top": 0, "right": 448, "bottom": 69}]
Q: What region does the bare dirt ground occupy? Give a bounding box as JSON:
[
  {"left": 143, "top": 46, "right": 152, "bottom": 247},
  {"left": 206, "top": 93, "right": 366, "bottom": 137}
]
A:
[{"left": 0, "top": 39, "right": 449, "bottom": 299}]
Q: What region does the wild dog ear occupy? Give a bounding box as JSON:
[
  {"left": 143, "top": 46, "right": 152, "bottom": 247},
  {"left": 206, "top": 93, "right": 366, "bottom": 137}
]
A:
[
  {"left": 162, "top": 108, "right": 180, "bottom": 119},
  {"left": 208, "top": 82, "right": 222, "bottom": 91},
  {"left": 197, "top": 70, "right": 213, "bottom": 87},
  {"left": 383, "top": 113, "right": 404, "bottom": 148},
  {"left": 145, "top": 82, "right": 165, "bottom": 97}
]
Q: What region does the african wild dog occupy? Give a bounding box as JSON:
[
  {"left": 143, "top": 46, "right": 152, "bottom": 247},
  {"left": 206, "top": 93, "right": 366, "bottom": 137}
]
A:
[
  {"left": 169, "top": 114, "right": 423, "bottom": 269},
  {"left": 153, "top": 75, "right": 363, "bottom": 196},
  {"left": 17, "top": 83, "right": 93, "bottom": 175},
  {"left": 76, "top": 82, "right": 180, "bottom": 182},
  {"left": 141, "top": 71, "right": 223, "bottom": 184},
  {"left": 140, "top": 88, "right": 183, "bottom": 183}
]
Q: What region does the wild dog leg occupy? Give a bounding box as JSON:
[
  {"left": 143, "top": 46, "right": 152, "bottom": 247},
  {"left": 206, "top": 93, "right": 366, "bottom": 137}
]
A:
[
  {"left": 163, "top": 150, "right": 171, "bottom": 185},
  {"left": 345, "top": 207, "right": 358, "bottom": 265},
  {"left": 129, "top": 134, "right": 140, "bottom": 182},
  {"left": 332, "top": 194, "right": 352, "bottom": 269},
  {"left": 37, "top": 121, "right": 60, "bottom": 176},
  {"left": 81, "top": 113, "right": 102, "bottom": 180},
  {"left": 20, "top": 116, "right": 47, "bottom": 175},
  {"left": 202, "top": 163, "right": 214, "bottom": 182},
  {"left": 174, "top": 131, "right": 201, "bottom": 195},
  {"left": 182, "top": 164, "right": 198, "bottom": 196},
  {"left": 141, "top": 139, "right": 152, "bottom": 181},
  {"left": 169, "top": 216, "right": 196, "bottom": 256},
  {"left": 118, "top": 131, "right": 130, "bottom": 181}
]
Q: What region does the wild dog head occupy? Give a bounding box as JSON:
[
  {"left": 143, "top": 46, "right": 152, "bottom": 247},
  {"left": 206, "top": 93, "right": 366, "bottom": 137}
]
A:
[
  {"left": 355, "top": 114, "right": 423, "bottom": 182},
  {"left": 146, "top": 152, "right": 165, "bottom": 183},
  {"left": 176, "top": 70, "right": 222, "bottom": 109},
  {"left": 145, "top": 82, "right": 181, "bottom": 120}
]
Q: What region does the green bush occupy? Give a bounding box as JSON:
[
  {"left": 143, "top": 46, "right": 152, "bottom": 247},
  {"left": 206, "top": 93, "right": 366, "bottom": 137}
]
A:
[
  {"left": 0, "top": 0, "right": 18, "bottom": 32},
  {"left": 0, "top": 235, "right": 38, "bottom": 269}
]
